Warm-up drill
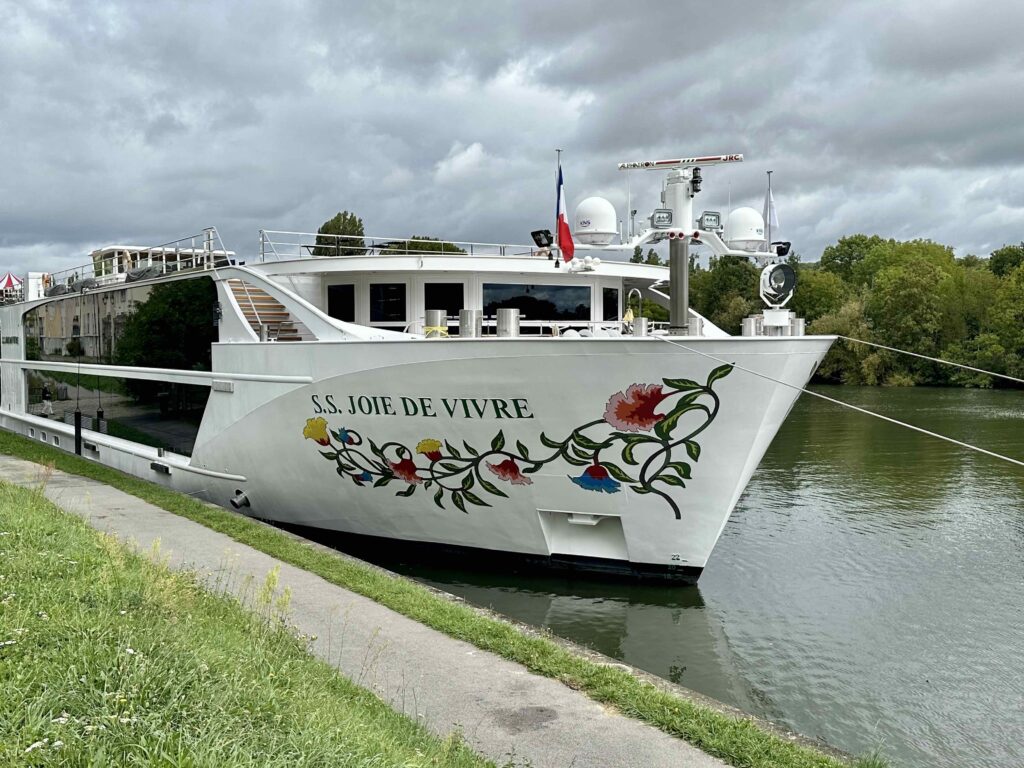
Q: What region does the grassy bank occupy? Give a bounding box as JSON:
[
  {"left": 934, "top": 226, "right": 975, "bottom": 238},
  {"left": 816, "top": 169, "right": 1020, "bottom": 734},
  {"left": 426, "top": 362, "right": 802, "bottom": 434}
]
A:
[
  {"left": 0, "top": 481, "right": 489, "bottom": 766},
  {"left": 0, "top": 431, "right": 890, "bottom": 768}
]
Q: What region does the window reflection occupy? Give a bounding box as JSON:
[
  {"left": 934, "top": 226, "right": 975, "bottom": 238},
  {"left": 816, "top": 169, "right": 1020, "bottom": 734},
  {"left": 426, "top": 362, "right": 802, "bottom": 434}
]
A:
[{"left": 482, "top": 283, "right": 590, "bottom": 321}]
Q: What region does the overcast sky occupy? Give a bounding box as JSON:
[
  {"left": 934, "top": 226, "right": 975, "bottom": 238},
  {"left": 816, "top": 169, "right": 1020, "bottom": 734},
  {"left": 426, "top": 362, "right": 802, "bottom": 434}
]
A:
[{"left": 2, "top": 0, "right": 1023, "bottom": 277}]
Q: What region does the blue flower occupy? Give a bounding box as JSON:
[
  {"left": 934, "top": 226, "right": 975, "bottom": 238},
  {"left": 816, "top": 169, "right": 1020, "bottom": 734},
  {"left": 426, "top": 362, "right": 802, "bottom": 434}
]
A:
[
  {"left": 570, "top": 464, "right": 621, "bottom": 494},
  {"left": 353, "top": 470, "right": 372, "bottom": 485},
  {"left": 333, "top": 428, "right": 355, "bottom": 445}
]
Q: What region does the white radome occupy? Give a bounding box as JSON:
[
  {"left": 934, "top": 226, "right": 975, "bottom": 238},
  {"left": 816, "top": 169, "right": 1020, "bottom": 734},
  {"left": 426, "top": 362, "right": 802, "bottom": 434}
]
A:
[
  {"left": 724, "top": 207, "right": 766, "bottom": 252},
  {"left": 574, "top": 197, "right": 617, "bottom": 245}
]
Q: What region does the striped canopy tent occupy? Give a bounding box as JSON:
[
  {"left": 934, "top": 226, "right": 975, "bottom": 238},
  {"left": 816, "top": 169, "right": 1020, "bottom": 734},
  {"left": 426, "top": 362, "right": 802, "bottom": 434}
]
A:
[{"left": 0, "top": 272, "right": 23, "bottom": 290}]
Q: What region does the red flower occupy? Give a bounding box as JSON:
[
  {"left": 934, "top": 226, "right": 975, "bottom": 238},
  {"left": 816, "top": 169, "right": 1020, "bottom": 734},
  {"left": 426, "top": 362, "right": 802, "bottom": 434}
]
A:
[
  {"left": 389, "top": 458, "right": 422, "bottom": 484},
  {"left": 604, "top": 383, "right": 670, "bottom": 432},
  {"left": 487, "top": 458, "right": 532, "bottom": 486}
]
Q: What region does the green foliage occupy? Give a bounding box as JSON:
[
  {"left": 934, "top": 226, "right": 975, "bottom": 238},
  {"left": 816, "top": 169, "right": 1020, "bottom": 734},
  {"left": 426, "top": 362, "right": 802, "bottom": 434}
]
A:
[
  {"left": 64, "top": 337, "right": 84, "bottom": 357},
  {"left": 789, "top": 268, "right": 846, "bottom": 324},
  {"left": 24, "top": 336, "right": 40, "bottom": 361},
  {"left": 852, "top": 238, "right": 955, "bottom": 288},
  {"left": 0, "top": 483, "right": 487, "bottom": 768},
  {"left": 819, "top": 234, "right": 885, "bottom": 283},
  {"left": 988, "top": 242, "right": 1024, "bottom": 277},
  {"left": 379, "top": 235, "right": 467, "bottom": 254},
  {"left": 629, "top": 246, "right": 662, "bottom": 265},
  {"left": 689, "top": 256, "right": 761, "bottom": 335},
  {"left": 312, "top": 210, "right": 365, "bottom": 256}
]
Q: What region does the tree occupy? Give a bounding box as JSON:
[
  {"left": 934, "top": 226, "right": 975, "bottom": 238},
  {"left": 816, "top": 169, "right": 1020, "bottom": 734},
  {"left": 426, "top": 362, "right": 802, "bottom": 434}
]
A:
[
  {"left": 790, "top": 267, "right": 847, "bottom": 324},
  {"left": 378, "top": 236, "right": 466, "bottom": 254},
  {"left": 819, "top": 234, "right": 885, "bottom": 284},
  {"left": 313, "top": 211, "right": 365, "bottom": 256},
  {"left": 644, "top": 249, "right": 662, "bottom": 265},
  {"left": 808, "top": 298, "right": 875, "bottom": 384},
  {"left": 988, "top": 242, "right": 1024, "bottom": 277},
  {"left": 851, "top": 238, "right": 955, "bottom": 288},
  {"left": 629, "top": 245, "right": 643, "bottom": 264},
  {"left": 689, "top": 255, "right": 761, "bottom": 334}
]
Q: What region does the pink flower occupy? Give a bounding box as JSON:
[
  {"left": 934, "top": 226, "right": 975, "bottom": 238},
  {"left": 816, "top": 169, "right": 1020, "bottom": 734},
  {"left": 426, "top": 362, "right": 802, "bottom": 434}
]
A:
[
  {"left": 487, "top": 458, "right": 532, "bottom": 486},
  {"left": 389, "top": 458, "right": 422, "bottom": 484},
  {"left": 603, "top": 383, "right": 670, "bottom": 432}
]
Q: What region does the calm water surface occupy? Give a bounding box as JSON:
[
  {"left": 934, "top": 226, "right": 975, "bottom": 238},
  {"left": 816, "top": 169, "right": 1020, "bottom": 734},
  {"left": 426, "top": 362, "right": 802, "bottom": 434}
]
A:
[{"left": 386, "top": 387, "right": 1024, "bottom": 768}]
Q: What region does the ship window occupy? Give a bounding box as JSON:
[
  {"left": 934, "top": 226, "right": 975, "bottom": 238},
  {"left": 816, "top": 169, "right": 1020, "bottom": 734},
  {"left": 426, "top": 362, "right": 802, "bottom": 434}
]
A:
[
  {"left": 424, "top": 283, "right": 464, "bottom": 316},
  {"left": 602, "top": 287, "right": 620, "bottom": 321},
  {"left": 327, "top": 284, "right": 355, "bottom": 322},
  {"left": 482, "top": 283, "right": 590, "bottom": 321},
  {"left": 369, "top": 283, "right": 407, "bottom": 324}
]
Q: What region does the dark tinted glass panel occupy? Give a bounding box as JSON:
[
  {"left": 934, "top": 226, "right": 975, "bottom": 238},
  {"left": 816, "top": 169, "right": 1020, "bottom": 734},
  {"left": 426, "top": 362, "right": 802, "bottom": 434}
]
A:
[
  {"left": 603, "top": 287, "right": 620, "bottom": 321},
  {"left": 424, "top": 283, "right": 464, "bottom": 315},
  {"left": 27, "top": 370, "right": 209, "bottom": 457},
  {"left": 482, "top": 284, "right": 590, "bottom": 321},
  {"left": 370, "top": 283, "right": 406, "bottom": 323},
  {"left": 327, "top": 284, "right": 355, "bottom": 322},
  {"left": 22, "top": 277, "right": 216, "bottom": 370}
]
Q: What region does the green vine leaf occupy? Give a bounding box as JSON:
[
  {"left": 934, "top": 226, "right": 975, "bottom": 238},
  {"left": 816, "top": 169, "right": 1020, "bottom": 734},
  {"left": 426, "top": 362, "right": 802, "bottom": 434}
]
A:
[
  {"left": 662, "top": 377, "right": 701, "bottom": 391},
  {"left": 424, "top": 479, "right": 433, "bottom": 489},
  {"left": 319, "top": 451, "right": 338, "bottom": 460},
  {"left": 396, "top": 484, "right": 417, "bottom": 497},
  {"left": 463, "top": 441, "right": 479, "bottom": 456},
  {"left": 368, "top": 439, "right": 384, "bottom": 459},
  {"left": 452, "top": 492, "right": 467, "bottom": 513},
  {"left": 572, "top": 433, "right": 607, "bottom": 451},
  {"left": 462, "top": 490, "right": 490, "bottom": 507},
  {"left": 441, "top": 462, "right": 462, "bottom": 472},
  {"left": 561, "top": 453, "right": 590, "bottom": 466},
  {"left": 516, "top": 440, "right": 530, "bottom": 459},
  {"left": 373, "top": 475, "right": 392, "bottom": 488},
  {"left": 461, "top": 473, "right": 475, "bottom": 490},
  {"left": 491, "top": 430, "right": 505, "bottom": 451},
  {"left": 621, "top": 441, "right": 640, "bottom": 465},
  {"left": 707, "top": 364, "right": 734, "bottom": 386},
  {"left": 631, "top": 486, "right": 653, "bottom": 495},
  {"left": 433, "top": 489, "right": 445, "bottom": 509},
  {"left": 476, "top": 474, "right": 509, "bottom": 498},
  {"left": 539, "top": 432, "right": 563, "bottom": 449},
  {"left": 601, "top": 461, "right": 636, "bottom": 483},
  {"left": 685, "top": 440, "right": 701, "bottom": 461},
  {"left": 445, "top": 441, "right": 462, "bottom": 458},
  {"left": 571, "top": 444, "right": 594, "bottom": 461},
  {"left": 655, "top": 474, "right": 686, "bottom": 487},
  {"left": 337, "top": 461, "right": 355, "bottom": 472},
  {"left": 654, "top": 393, "right": 704, "bottom": 440},
  {"left": 666, "top": 461, "right": 692, "bottom": 479}
]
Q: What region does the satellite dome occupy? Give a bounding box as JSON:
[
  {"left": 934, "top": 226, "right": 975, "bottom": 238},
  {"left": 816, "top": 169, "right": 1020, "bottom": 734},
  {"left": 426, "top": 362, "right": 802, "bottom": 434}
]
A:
[
  {"left": 574, "top": 197, "right": 617, "bottom": 245},
  {"left": 724, "top": 207, "right": 766, "bottom": 252}
]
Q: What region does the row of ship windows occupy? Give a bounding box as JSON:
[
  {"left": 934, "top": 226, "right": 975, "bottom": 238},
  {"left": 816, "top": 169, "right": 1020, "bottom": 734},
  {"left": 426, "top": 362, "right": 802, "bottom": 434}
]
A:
[{"left": 327, "top": 282, "right": 620, "bottom": 329}]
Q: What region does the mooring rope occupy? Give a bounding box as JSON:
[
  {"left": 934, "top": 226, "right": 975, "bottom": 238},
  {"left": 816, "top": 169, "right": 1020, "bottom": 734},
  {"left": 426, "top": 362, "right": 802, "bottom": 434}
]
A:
[
  {"left": 655, "top": 336, "right": 1024, "bottom": 469},
  {"left": 838, "top": 336, "right": 1024, "bottom": 386}
]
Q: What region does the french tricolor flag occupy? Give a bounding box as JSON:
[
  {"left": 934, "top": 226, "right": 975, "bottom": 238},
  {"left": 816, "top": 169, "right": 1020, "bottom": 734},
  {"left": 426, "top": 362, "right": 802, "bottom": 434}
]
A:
[{"left": 556, "top": 164, "right": 574, "bottom": 263}]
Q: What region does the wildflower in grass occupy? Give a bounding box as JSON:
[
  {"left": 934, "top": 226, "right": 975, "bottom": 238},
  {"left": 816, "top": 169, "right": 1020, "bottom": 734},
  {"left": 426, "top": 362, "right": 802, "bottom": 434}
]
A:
[
  {"left": 25, "top": 740, "right": 47, "bottom": 753},
  {"left": 0, "top": 639, "right": 16, "bottom": 647},
  {"left": 52, "top": 741, "right": 64, "bottom": 750},
  {"left": 487, "top": 458, "right": 532, "bottom": 485},
  {"left": 125, "top": 647, "right": 136, "bottom": 655}
]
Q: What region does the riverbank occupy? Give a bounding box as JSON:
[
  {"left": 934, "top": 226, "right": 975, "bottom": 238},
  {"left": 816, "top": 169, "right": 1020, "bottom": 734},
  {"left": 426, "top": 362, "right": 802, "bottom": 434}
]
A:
[
  {"left": 0, "top": 481, "right": 486, "bottom": 766},
  {"left": 0, "top": 431, "right": 888, "bottom": 767}
]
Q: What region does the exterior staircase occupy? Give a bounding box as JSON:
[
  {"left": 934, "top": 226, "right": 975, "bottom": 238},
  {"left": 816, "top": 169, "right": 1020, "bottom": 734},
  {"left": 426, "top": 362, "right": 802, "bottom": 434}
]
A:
[{"left": 228, "top": 279, "right": 311, "bottom": 341}]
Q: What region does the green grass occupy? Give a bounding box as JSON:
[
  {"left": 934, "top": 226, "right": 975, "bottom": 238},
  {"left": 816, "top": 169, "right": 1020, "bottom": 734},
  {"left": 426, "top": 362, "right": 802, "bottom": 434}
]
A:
[
  {"left": 0, "top": 481, "right": 490, "bottom": 767},
  {"left": 0, "top": 430, "right": 892, "bottom": 768}
]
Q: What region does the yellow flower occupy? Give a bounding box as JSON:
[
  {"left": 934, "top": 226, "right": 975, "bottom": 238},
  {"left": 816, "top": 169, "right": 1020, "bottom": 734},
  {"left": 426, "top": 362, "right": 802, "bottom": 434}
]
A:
[
  {"left": 416, "top": 438, "right": 443, "bottom": 461},
  {"left": 303, "top": 417, "right": 330, "bottom": 446}
]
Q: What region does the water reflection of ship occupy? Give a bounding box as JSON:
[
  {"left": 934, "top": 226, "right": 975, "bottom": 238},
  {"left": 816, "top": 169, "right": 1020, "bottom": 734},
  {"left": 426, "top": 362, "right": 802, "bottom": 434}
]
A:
[{"left": 400, "top": 564, "right": 763, "bottom": 714}]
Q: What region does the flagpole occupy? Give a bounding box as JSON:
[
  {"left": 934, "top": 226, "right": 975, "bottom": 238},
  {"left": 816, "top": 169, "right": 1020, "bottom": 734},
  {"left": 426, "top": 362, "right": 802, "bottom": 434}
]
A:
[
  {"left": 555, "top": 148, "right": 562, "bottom": 258},
  {"left": 766, "top": 170, "right": 773, "bottom": 254}
]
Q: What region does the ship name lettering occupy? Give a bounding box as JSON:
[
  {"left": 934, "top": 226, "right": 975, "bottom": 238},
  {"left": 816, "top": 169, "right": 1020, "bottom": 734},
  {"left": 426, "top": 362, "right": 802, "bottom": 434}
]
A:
[{"left": 309, "top": 394, "right": 532, "bottom": 420}]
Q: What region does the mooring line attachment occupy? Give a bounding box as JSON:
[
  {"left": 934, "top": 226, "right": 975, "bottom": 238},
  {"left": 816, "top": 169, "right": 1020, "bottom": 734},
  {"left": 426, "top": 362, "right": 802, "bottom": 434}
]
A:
[
  {"left": 837, "top": 336, "right": 1024, "bottom": 386},
  {"left": 656, "top": 336, "right": 1024, "bottom": 469}
]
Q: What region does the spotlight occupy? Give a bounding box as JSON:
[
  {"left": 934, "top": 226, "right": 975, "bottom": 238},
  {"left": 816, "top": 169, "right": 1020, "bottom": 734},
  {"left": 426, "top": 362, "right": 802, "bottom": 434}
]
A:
[{"left": 531, "top": 229, "right": 554, "bottom": 248}]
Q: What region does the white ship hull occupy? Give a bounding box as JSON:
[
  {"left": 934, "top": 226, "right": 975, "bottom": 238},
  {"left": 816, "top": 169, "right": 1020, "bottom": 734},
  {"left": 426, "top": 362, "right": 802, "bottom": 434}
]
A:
[{"left": 176, "top": 336, "right": 829, "bottom": 579}]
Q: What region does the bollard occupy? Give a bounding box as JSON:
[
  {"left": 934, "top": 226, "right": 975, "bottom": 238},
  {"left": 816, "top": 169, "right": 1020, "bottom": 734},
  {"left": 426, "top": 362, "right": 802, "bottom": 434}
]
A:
[
  {"left": 424, "top": 309, "right": 447, "bottom": 339},
  {"left": 496, "top": 308, "right": 520, "bottom": 337},
  {"left": 632, "top": 317, "right": 649, "bottom": 336},
  {"left": 459, "top": 309, "right": 482, "bottom": 338}
]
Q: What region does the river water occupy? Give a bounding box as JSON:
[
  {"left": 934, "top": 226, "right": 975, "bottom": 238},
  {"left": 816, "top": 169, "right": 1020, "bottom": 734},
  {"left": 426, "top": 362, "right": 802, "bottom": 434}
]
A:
[{"left": 385, "top": 387, "right": 1024, "bottom": 768}]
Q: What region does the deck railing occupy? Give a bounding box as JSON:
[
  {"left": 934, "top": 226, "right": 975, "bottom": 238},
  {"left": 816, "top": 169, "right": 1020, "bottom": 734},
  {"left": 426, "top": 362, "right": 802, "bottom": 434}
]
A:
[
  {"left": 42, "top": 228, "right": 233, "bottom": 297},
  {"left": 258, "top": 230, "right": 545, "bottom": 262}
]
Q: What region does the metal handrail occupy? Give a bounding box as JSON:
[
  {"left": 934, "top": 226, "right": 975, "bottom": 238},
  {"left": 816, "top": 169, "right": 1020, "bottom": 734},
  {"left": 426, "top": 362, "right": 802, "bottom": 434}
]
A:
[
  {"left": 257, "top": 229, "right": 542, "bottom": 262},
  {"left": 44, "top": 228, "right": 232, "bottom": 294}
]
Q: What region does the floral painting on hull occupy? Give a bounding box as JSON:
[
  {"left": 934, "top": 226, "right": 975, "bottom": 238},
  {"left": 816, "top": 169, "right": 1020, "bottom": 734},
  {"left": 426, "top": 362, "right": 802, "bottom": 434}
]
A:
[{"left": 303, "top": 364, "right": 732, "bottom": 519}]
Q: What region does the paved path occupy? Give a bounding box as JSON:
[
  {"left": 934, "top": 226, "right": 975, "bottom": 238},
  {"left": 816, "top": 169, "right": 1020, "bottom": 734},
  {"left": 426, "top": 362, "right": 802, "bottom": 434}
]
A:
[{"left": 0, "top": 456, "right": 726, "bottom": 768}]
